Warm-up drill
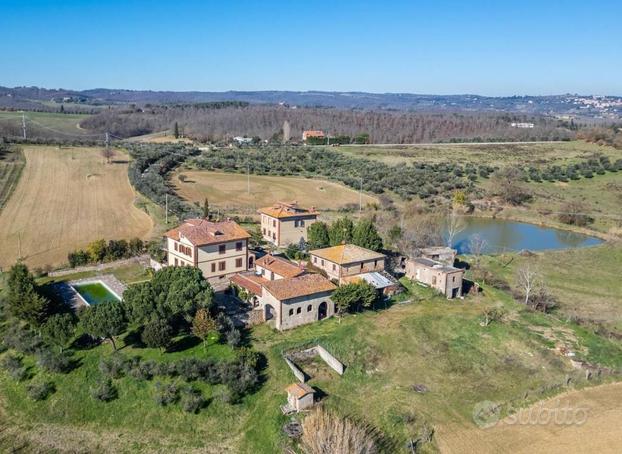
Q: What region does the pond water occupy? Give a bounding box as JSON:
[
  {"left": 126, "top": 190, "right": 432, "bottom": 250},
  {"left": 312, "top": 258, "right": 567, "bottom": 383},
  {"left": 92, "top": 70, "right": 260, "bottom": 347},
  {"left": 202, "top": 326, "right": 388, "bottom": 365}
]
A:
[
  {"left": 451, "top": 217, "right": 604, "bottom": 254},
  {"left": 73, "top": 281, "right": 120, "bottom": 305}
]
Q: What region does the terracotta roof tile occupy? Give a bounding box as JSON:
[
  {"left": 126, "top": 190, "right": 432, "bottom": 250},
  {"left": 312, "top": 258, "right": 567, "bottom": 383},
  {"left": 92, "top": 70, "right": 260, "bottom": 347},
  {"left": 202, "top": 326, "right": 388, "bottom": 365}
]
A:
[
  {"left": 229, "top": 272, "right": 266, "bottom": 295},
  {"left": 263, "top": 273, "right": 336, "bottom": 301},
  {"left": 286, "top": 382, "right": 314, "bottom": 398},
  {"left": 310, "top": 244, "right": 385, "bottom": 265},
  {"left": 258, "top": 201, "right": 319, "bottom": 219},
  {"left": 256, "top": 255, "right": 305, "bottom": 278},
  {"left": 165, "top": 219, "right": 249, "bottom": 246}
]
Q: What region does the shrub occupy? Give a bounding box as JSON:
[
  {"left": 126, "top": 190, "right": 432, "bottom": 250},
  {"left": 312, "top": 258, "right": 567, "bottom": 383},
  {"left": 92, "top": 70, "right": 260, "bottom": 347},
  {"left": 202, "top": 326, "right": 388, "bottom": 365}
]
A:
[
  {"left": 1, "top": 354, "right": 29, "bottom": 381},
  {"left": 27, "top": 380, "right": 55, "bottom": 401},
  {"left": 180, "top": 387, "right": 205, "bottom": 413},
  {"left": 226, "top": 329, "right": 242, "bottom": 348},
  {"left": 153, "top": 381, "right": 179, "bottom": 406},
  {"left": 99, "top": 353, "right": 128, "bottom": 379},
  {"left": 36, "top": 349, "right": 74, "bottom": 373},
  {"left": 2, "top": 324, "right": 43, "bottom": 354},
  {"left": 90, "top": 378, "right": 118, "bottom": 402},
  {"left": 126, "top": 357, "right": 156, "bottom": 380}
]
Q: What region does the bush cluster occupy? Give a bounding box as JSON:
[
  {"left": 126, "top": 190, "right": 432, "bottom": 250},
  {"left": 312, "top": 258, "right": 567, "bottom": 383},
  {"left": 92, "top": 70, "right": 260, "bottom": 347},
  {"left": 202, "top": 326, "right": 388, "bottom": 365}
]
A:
[
  {"left": 96, "top": 349, "right": 260, "bottom": 402},
  {"left": 68, "top": 237, "right": 145, "bottom": 268},
  {"left": 26, "top": 380, "right": 56, "bottom": 401},
  {"left": 525, "top": 156, "right": 621, "bottom": 183}
]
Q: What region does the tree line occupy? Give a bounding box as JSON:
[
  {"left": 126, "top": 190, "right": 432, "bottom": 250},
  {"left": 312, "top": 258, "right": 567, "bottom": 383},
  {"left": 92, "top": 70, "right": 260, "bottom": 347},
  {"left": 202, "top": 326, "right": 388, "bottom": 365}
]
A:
[{"left": 80, "top": 104, "right": 576, "bottom": 143}]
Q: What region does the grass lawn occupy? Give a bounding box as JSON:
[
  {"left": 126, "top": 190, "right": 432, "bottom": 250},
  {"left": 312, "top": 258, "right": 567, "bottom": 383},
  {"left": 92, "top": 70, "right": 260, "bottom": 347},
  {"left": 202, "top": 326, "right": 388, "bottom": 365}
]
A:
[
  {"left": 478, "top": 242, "right": 622, "bottom": 334},
  {"left": 1, "top": 273, "right": 622, "bottom": 452}
]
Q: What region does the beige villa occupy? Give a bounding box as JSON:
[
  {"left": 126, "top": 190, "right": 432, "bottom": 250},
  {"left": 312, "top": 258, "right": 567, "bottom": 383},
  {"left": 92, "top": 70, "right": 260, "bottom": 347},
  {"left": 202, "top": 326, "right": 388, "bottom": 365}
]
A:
[
  {"left": 309, "top": 244, "right": 386, "bottom": 283},
  {"left": 405, "top": 257, "right": 464, "bottom": 299},
  {"left": 165, "top": 218, "right": 253, "bottom": 283},
  {"left": 258, "top": 201, "right": 319, "bottom": 248}
]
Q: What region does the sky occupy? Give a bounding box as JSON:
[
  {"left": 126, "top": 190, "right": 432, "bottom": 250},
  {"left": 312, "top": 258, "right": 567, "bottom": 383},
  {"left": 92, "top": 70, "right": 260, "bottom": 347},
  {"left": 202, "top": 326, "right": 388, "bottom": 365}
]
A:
[{"left": 0, "top": 0, "right": 621, "bottom": 96}]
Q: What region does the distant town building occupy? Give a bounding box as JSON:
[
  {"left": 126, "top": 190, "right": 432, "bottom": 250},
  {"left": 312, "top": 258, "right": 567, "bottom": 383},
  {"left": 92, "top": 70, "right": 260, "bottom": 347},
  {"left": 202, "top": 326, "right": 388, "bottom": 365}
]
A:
[
  {"left": 405, "top": 258, "right": 464, "bottom": 299},
  {"left": 165, "top": 219, "right": 253, "bottom": 283},
  {"left": 258, "top": 201, "right": 319, "bottom": 247},
  {"left": 302, "top": 130, "right": 325, "bottom": 142},
  {"left": 510, "top": 122, "right": 535, "bottom": 128}
]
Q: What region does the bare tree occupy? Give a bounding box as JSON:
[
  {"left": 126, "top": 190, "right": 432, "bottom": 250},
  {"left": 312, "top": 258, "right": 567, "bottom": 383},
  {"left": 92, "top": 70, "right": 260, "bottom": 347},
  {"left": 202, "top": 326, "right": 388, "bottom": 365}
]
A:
[
  {"left": 445, "top": 210, "right": 465, "bottom": 248},
  {"left": 516, "top": 263, "right": 539, "bottom": 306},
  {"left": 468, "top": 234, "right": 487, "bottom": 268},
  {"left": 101, "top": 147, "right": 114, "bottom": 164}
]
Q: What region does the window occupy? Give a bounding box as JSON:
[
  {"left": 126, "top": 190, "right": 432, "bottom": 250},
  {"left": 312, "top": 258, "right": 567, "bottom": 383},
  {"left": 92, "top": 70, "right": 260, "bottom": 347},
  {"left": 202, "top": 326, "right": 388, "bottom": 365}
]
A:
[
  {"left": 300, "top": 220, "right": 305, "bottom": 227},
  {"left": 332, "top": 263, "right": 336, "bottom": 271},
  {"left": 313, "top": 257, "right": 317, "bottom": 264},
  {"left": 289, "top": 309, "right": 293, "bottom": 316},
  {"left": 211, "top": 263, "right": 216, "bottom": 273},
  {"left": 296, "top": 307, "right": 301, "bottom": 314},
  {"left": 360, "top": 263, "right": 364, "bottom": 271},
  {"left": 374, "top": 259, "right": 377, "bottom": 268},
  {"left": 294, "top": 220, "right": 299, "bottom": 227},
  {"left": 262, "top": 228, "right": 266, "bottom": 235},
  {"left": 174, "top": 242, "right": 178, "bottom": 251},
  {"left": 174, "top": 258, "right": 178, "bottom": 266},
  {"left": 452, "top": 276, "right": 456, "bottom": 283},
  {"left": 219, "top": 244, "right": 226, "bottom": 254},
  {"left": 307, "top": 305, "right": 312, "bottom": 312},
  {"left": 235, "top": 258, "right": 243, "bottom": 268},
  {"left": 273, "top": 220, "right": 276, "bottom": 227},
  {"left": 218, "top": 261, "right": 226, "bottom": 271},
  {"left": 260, "top": 268, "right": 265, "bottom": 276},
  {"left": 432, "top": 276, "right": 437, "bottom": 285},
  {"left": 236, "top": 241, "right": 243, "bottom": 251},
  {"left": 321, "top": 260, "right": 324, "bottom": 266}
]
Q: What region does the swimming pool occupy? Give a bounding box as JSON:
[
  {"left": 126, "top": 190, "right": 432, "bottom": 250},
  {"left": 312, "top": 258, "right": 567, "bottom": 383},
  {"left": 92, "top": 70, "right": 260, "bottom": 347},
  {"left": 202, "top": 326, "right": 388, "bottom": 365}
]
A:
[{"left": 72, "top": 281, "right": 121, "bottom": 306}]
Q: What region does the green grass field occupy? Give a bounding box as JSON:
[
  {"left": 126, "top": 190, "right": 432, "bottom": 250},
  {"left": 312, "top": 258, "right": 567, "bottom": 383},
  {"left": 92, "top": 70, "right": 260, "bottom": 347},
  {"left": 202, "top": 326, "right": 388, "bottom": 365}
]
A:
[{"left": 0, "top": 111, "right": 94, "bottom": 138}]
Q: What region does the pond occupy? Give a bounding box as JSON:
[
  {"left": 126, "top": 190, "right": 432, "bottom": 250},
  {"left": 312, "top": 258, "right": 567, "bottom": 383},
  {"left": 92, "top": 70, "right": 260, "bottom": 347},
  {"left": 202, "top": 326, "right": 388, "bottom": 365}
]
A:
[
  {"left": 452, "top": 217, "right": 604, "bottom": 254},
  {"left": 73, "top": 281, "right": 121, "bottom": 306}
]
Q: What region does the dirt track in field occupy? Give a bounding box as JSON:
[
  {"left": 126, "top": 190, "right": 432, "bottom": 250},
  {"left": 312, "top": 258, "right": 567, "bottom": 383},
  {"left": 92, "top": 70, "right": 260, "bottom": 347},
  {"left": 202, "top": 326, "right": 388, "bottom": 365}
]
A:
[{"left": 0, "top": 146, "right": 153, "bottom": 268}]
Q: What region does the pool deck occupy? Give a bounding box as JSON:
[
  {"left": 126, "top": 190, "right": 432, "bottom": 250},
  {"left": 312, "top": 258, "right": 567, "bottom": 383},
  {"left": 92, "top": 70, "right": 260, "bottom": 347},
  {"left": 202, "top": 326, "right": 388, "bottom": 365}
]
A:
[{"left": 50, "top": 274, "right": 127, "bottom": 310}]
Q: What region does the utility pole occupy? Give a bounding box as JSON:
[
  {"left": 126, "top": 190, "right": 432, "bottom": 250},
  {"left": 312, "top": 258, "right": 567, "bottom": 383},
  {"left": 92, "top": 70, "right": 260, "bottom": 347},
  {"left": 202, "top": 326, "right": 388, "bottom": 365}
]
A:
[
  {"left": 359, "top": 176, "right": 363, "bottom": 217},
  {"left": 165, "top": 194, "right": 168, "bottom": 225},
  {"left": 22, "top": 114, "right": 26, "bottom": 139}
]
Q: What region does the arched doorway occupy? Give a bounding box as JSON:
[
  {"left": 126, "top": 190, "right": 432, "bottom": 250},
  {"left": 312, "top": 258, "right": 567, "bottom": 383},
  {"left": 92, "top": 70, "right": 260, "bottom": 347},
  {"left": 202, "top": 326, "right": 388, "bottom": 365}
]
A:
[
  {"left": 318, "top": 301, "right": 327, "bottom": 320},
  {"left": 265, "top": 304, "right": 275, "bottom": 321}
]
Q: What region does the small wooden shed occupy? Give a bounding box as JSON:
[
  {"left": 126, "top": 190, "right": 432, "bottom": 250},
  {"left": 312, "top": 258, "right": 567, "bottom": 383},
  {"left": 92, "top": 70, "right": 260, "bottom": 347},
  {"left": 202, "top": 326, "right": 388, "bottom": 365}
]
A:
[{"left": 286, "top": 383, "right": 315, "bottom": 412}]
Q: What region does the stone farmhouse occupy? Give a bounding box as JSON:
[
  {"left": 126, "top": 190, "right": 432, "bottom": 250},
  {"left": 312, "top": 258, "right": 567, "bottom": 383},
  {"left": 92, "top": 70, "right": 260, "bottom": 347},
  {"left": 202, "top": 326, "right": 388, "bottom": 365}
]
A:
[
  {"left": 165, "top": 219, "right": 254, "bottom": 283},
  {"left": 405, "top": 257, "right": 464, "bottom": 299},
  {"left": 309, "top": 244, "right": 386, "bottom": 283},
  {"left": 302, "top": 130, "right": 325, "bottom": 142},
  {"left": 258, "top": 201, "right": 319, "bottom": 248},
  {"left": 231, "top": 266, "right": 336, "bottom": 331}
]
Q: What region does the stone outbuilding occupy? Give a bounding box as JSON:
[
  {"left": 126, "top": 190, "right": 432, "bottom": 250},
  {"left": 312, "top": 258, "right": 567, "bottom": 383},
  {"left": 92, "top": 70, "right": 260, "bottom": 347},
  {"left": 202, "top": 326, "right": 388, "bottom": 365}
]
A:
[
  {"left": 405, "top": 257, "right": 464, "bottom": 299},
  {"left": 286, "top": 382, "right": 315, "bottom": 412}
]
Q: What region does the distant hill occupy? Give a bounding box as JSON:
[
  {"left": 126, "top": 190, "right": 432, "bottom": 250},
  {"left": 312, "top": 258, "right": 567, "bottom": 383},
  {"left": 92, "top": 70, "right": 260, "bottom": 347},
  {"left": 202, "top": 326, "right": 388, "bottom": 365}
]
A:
[{"left": 1, "top": 86, "right": 621, "bottom": 119}]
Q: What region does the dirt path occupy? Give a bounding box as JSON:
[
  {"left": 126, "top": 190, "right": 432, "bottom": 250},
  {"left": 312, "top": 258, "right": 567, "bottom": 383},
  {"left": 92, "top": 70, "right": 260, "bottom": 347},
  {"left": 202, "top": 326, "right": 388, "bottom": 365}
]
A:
[{"left": 437, "top": 382, "right": 622, "bottom": 453}]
